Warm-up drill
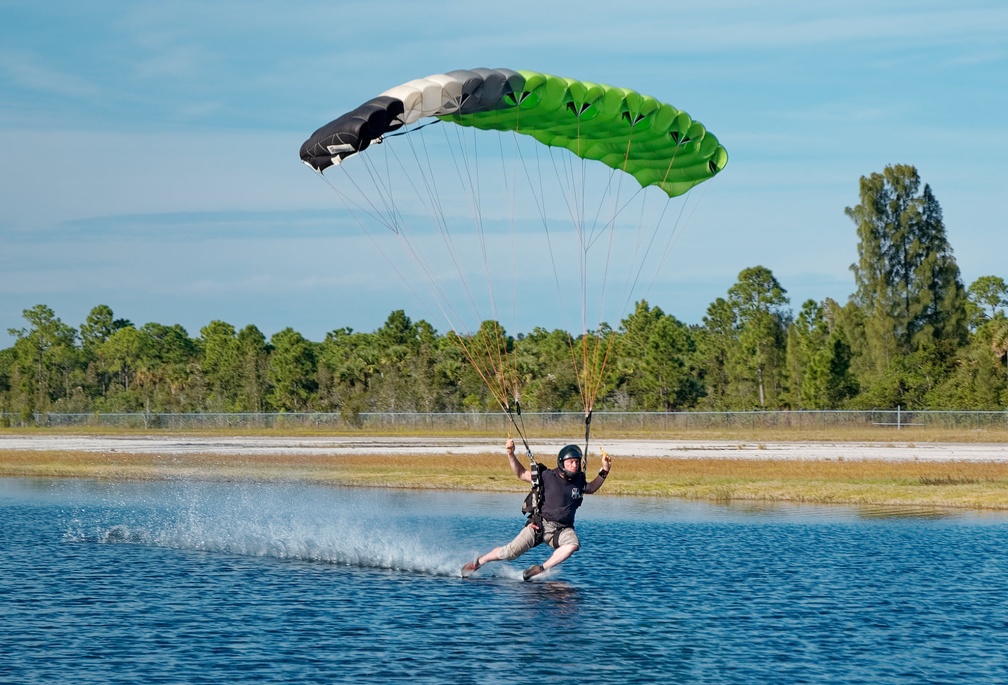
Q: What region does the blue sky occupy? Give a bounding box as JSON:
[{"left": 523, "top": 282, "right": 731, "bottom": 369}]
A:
[{"left": 2, "top": 1, "right": 1006, "bottom": 346}]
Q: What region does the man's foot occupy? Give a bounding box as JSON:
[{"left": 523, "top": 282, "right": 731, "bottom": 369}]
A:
[
  {"left": 522, "top": 564, "right": 545, "bottom": 581},
  {"left": 461, "top": 558, "right": 481, "bottom": 577}
]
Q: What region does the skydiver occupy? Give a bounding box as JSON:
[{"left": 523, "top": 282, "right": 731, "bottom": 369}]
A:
[{"left": 461, "top": 437, "right": 612, "bottom": 580}]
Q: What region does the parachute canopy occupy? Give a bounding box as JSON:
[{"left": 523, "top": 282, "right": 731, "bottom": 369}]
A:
[
  {"left": 299, "top": 68, "right": 728, "bottom": 197},
  {"left": 300, "top": 68, "right": 728, "bottom": 429}
]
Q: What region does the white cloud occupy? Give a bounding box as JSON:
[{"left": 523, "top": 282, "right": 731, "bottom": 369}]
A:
[
  {"left": 1, "top": 0, "right": 1006, "bottom": 347},
  {"left": 0, "top": 49, "right": 99, "bottom": 99}
]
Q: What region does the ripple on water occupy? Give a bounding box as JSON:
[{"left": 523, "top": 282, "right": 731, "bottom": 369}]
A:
[{"left": 2, "top": 478, "right": 1008, "bottom": 684}]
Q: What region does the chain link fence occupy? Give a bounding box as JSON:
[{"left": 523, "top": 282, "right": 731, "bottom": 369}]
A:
[{"left": 2, "top": 409, "right": 1007, "bottom": 432}]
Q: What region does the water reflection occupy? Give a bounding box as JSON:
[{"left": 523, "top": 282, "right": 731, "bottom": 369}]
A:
[
  {"left": 524, "top": 581, "right": 582, "bottom": 616},
  {"left": 855, "top": 504, "right": 954, "bottom": 520}
]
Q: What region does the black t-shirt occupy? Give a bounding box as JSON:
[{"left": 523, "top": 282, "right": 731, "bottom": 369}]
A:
[{"left": 540, "top": 467, "right": 586, "bottom": 526}]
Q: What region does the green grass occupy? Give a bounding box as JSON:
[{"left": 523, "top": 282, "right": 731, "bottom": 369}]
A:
[{"left": 5, "top": 449, "right": 1008, "bottom": 509}]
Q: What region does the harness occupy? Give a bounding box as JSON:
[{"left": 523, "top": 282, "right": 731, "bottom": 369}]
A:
[
  {"left": 521, "top": 462, "right": 578, "bottom": 548},
  {"left": 509, "top": 407, "right": 594, "bottom": 548},
  {"left": 520, "top": 461, "right": 549, "bottom": 545}
]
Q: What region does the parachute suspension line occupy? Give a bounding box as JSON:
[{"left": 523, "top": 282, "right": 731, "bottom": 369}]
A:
[
  {"left": 428, "top": 120, "right": 492, "bottom": 327},
  {"left": 329, "top": 159, "right": 401, "bottom": 235},
  {"left": 583, "top": 128, "right": 651, "bottom": 411},
  {"left": 444, "top": 125, "right": 513, "bottom": 405},
  {"left": 575, "top": 118, "right": 638, "bottom": 417},
  {"left": 638, "top": 192, "right": 689, "bottom": 300},
  {"left": 318, "top": 166, "right": 498, "bottom": 394},
  {"left": 585, "top": 133, "right": 635, "bottom": 413},
  {"left": 450, "top": 122, "right": 498, "bottom": 326},
  {"left": 501, "top": 129, "right": 524, "bottom": 412},
  {"left": 407, "top": 122, "right": 513, "bottom": 414},
  {"left": 577, "top": 113, "right": 591, "bottom": 458},
  {"left": 504, "top": 402, "right": 534, "bottom": 463},
  {"left": 386, "top": 123, "right": 518, "bottom": 419},
  {"left": 314, "top": 170, "right": 444, "bottom": 326},
  {"left": 648, "top": 175, "right": 720, "bottom": 294},
  {"left": 561, "top": 112, "right": 596, "bottom": 415},
  {"left": 518, "top": 138, "right": 590, "bottom": 418},
  {"left": 324, "top": 170, "right": 504, "bottom": 408},
  {"left": 488, "top": 108, "right": 530, "bottom": 433},
  {"left": 514, "top": 133, "right": 568, "bottom": 323},
  {"left": 585, "top": 168, "right": 624, "bottom": 251},
  {"left": 449, "top": 329, "right": 510, "bottom": 411},
  {"left": 541, "top": 128, "right": 590, "bottom": 417},
  {"left": 461, "top": 126, "right": 514, "bottom": 403},
  {"left": 624, "top": 133, "right": 701, "bottom": 306},
  {"left": 371, "top": 130, "right": 481, "bottom": 341},
  {"left": 348, "top": 127, "right": 504, "bottom": 412},
  {"left": 409, "top": 123, "right": 486, "bottom": 324},
  {"left": 404, "top": 123, "right": 513, "bottom": 412},
  {"left": 589, "top": 138, "right": 632, "bottom": 407}
]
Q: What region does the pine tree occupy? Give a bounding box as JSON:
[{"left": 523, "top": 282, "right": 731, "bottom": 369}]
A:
[
  {"left": 727, "top": 266, "right": 790, "bottom": 408},
  {"left": 845, "top": 164, "right": 967, "bottom": 397}
]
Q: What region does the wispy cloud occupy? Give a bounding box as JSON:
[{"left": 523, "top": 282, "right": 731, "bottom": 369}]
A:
[
  {"left": 0, "top": 49, "right": 99, "bottom": 99},
  {"left": 1, "top": 1, "right": 1006, "bottom": 346}
]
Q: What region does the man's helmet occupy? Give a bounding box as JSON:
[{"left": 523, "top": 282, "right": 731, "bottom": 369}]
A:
[{"left": 557, "top": 444, "right": 583, "bottom": 477}]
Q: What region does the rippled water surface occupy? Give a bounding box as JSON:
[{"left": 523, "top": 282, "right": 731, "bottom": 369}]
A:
[{"left": 3, "top": 478, "right": 1008, "bottom": 684}]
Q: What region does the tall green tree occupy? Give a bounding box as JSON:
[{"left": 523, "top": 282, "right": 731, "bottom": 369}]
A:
[
  {"left": 200, "top": 320, "right": 241, "bottom": 411},
  {"left": 268, "top": 328, "right": 317, "bottom": 411},
  {"left": 694, "top": 297, "right": 737, "bottom": 410},
  {"left": 79, "top": 305, "right": 131, "bottom": 400},
  {"left": 925, "top": 316, "right": 1007, "bottom": 409},
  {"left": 514, "top": 327, "right": 578, "bottom": 411},
  {"left": 727, "top": 266, "right": 790, "bottom": 408},
  {"left": 6, "top": 305, "right": 79, "bottom": 413},
  {"left": 405, "top": 319, "right": 453, "bottom": 412},
  {"left": 616, "top": 301, "right": 699, "bottom": 411},
  {"left": 966, "top": 276, "right": 1008, "bottom": 328},
  {"left": 371, "top": 310, "right": 422, "bottom": 411},
  {"left": 0, "top": 346, "right": 15, "bottom": 414},
  {"left": 785, "top": 299, "right": 857, "bottom": 409},
  {"left": 235, "top": 325, "right": 270, "bottom": 412},
  {"left": 136, "top": 323, "right": 200, "bottom": 411},
  {"left": 99, "top": 326, "right": 143, "bottom": 407},
  {"left": 846, "top": 164, "right": 967, "bottom": 383},
  {"left": 80, "top": 305, "right": 131, "bottom": 355}
]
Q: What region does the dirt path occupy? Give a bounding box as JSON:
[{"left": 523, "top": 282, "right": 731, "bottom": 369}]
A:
[{"left": 2, "top": 434, "right": 1006, "bottom": 463}]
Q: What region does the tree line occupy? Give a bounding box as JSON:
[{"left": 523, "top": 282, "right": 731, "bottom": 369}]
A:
[{"left": 2, "top": 164, "right": 1006, "bottom": 420}]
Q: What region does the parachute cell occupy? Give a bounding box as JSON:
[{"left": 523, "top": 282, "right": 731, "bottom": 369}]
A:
[{"left": 299, "top": 68, "right": 727, "bottom": 196}]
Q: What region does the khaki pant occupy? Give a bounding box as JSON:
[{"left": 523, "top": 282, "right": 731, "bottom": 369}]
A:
[{"left": 498, "top": 519, "right": 579, "bottom": 561}]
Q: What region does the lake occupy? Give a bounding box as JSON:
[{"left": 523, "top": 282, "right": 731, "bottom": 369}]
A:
[{"left": 3, "top": 478, "right": 1008, "bottom": 684}]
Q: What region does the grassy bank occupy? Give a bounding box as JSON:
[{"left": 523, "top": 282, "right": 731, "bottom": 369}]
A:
[{"left": 4, "top": 449, "right": 1008, "bottom": 510}]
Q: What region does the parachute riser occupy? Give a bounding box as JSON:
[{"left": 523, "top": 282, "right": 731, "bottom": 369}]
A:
[{"left": 504, "top": 402, "right": 534, "bottom": 465}]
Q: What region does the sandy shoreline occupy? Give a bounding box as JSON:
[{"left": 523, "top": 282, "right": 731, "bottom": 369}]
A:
[{"left": 2, "top": 434, "right": 1007, "bottom": 462}]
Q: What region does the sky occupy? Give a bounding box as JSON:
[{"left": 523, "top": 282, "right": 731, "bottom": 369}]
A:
[{"left": 2, "top": 1, "right": 1006, "bottom": 346}]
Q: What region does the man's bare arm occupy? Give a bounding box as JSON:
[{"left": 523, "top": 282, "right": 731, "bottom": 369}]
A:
[{"left": 505, "top": 438, "right": 533, "bottom": 483}]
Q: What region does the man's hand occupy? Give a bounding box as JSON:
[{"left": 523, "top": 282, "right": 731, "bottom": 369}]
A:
[
  {"left": 505, "top": 437, "right": 532, "bottom": 483},
  {"left": 600, "top": 448, "right": 612, "bottom": 473}
]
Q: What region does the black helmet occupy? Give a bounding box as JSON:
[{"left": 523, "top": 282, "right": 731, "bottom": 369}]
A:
[{"left": 557, "top": 444, "right": 583, "bottom": 477}]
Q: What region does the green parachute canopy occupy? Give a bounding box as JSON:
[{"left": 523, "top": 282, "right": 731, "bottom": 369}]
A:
[{"left": 300, "top": 68, "right": 727, "bottom": 197}]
